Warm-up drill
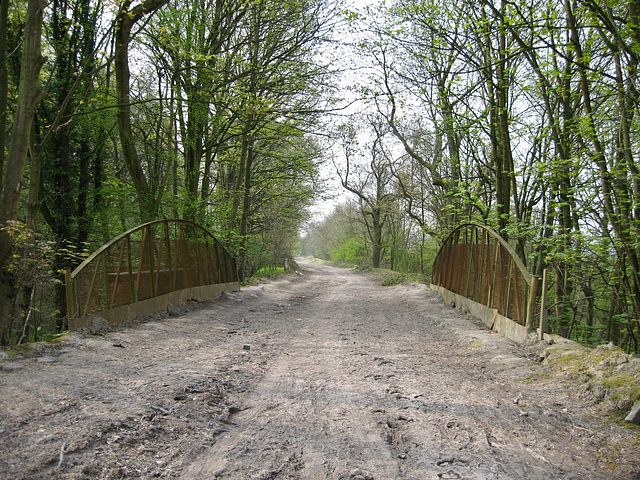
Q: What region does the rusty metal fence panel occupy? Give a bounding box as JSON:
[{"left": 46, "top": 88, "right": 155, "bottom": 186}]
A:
[
  {"left": 66, "top": 220, "right": 238, "bottom": 324},
  {"left": 432, "top": 223, "right": 535, "bottom": 327}
]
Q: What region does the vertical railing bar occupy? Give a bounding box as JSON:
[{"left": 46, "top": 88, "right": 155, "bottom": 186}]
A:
[
  {"left": 147, "top": 225, "right": 156, "bottom": 298},
  {"left": 476, "top": 227, "right": 486, "bottom": 301},
  {"left": 127, "top": 234, "right": 135, "bottom": 303},
  {"left": 204, "top": 234, "right": 213, "bottom": 285},
  {"left": 455, "top": 245, "right": 460, "bottom": 292},
  {"left": 538, "top": 269, "right": 549, "bottom": 340},
  {"left": 228, "top": 243, "right": 235, "bottom": 283},
  {"left": 436, "top": 234, "right": 446, "bottom": 287},
  {"left": 81, "top": 252, "right": 101, "bottom": 316},
  {"left": 214, "top": 241, "right": 223, "bottom": 283},
  {"left": 179, "top": 222, "right": 189, "bottom": 287},
  {"left": 441, "top": 240, "right": 448, "bottom": 289},
  {"left": 489, "top": 235, "right": 499, "bottom": 309},
  {"left": 445, "top": 236, "right": 454, "bottom": 290},
  {"left": 230, "top": 252, "right": 237, "bottom": 282},
  {"left": 432, "top": 247, "right": 439, "bottom": 286},
  {"left": 164, "top": 220, "right": 174, "bottom": 291},
  {"left": 526, "top": 275, "right": 539, "bottom": 332},
  {"left": 73, "top": 275, "right": 80, "bottom": 321},
  {"left": 172, "top": 222, "right": 180, "bottom": 289},
  {"left": 188, "top": 223, "right": 195, "bottom": 287},
  {"left": 445, "top": 237, "right": 452, "bottom": 288},
  {"left": 474, "top": 225, "right": 481, "bottom": 297},
  {"left": 512, "top": 263, "right": 521, "bottom": 323},
  {"left": 194, "top": 225, "right": 202, "bottom": 286},
  {"left": 223, "top": 244, "right": 230, "bottom": 283},
  {"left": 102, "top": 251, "right": 110, "bottom": 312},
  {"left": 136, "top": 229, "right": 146, "bottom": 301},
  {"left": 441, "top": 238, "right": 446, "bottom": 286},
  {"left": 454, "top": 229, "right": 462, "bottom": 292},
  {"left": 432, "top": 239, "right": 438, "bottom": 285},
  {"left": 475, "top": 230, "right": 482, "bottom": 301},
  {"left": 464, "top": 226, "right": 473, "bottom": 298},
  {"left": 441, "top": 237, "right": 448, "bottom": 289},
  {"left": 225, "top": 242, "right": 232, "bottom": 283},
  {"left": 110, "top": 240, "right": 126, "bottom": 308},
  {"left": 480, "top": 229, "right": 489, "bottom": 305},
  {"left": 504, "top": 255, "right": 513, "bottom": 318},
  {"left": 451, "top": 236, "right": 457, "bottom": 291},
  {"left": 228, "top": 246, "right": 235, "bottom": 283},
  {"left": 155, "top": 224, "right": 163, "bottom": 294}
]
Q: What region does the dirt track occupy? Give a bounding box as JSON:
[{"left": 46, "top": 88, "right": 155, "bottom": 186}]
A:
[{"left": 1, "top": 258, "right": 639, "bottom": 479}]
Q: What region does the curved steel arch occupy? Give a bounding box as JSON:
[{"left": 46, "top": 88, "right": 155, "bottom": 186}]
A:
[
  {"left": 65, "top": 220, "right": 238, "bottom": 330},
  {"left": 431, "top": 223, "right": 537, "bottom": 340}
]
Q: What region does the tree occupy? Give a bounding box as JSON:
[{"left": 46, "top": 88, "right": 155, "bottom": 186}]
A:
[
  {"left": 0, "top": 0, "right": 9, "bottom": 189},
  {"left": 302, "top": 201, "right": 368, "bottom": 264},
  {"left": 115, "top": 0, "right": 170, "bottom": 221},
  {"left": 35, "top": 0, "right": 105, "bottom": 330},
  {"left": 0, "top": 0, "right": 45, "bottom": 344},
  {"left": 214, "top": 0, "right": 333, "bottom": 277},
  {"left": 344, "top": 0, "right": 640, "bottom": 350},
  {"left": 335, "top": 116, "right": 396, "bottom": 268},
  {"left": 147, "top": 0, "right": 250, "bottom": 223}
]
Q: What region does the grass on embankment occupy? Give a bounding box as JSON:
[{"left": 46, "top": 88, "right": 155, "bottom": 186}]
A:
[{"left": 532, "top": 338, "right": 640, "bottom": 427}]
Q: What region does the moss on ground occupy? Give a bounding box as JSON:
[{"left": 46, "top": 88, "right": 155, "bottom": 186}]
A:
[{"left": 539, "top": 340, "right": 640, "bottom": 418}]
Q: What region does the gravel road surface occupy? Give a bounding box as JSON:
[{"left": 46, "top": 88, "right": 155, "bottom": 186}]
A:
[{"left": 1, "top": 258, "right": 638, "bottom": 479}]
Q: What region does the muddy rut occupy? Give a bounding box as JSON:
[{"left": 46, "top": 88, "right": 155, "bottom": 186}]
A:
[{"left": 1, "top": 258, "right": 638, "bottom": 479}]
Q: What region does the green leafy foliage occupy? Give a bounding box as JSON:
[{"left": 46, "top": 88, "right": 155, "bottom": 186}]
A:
[
  {"left": 330, "top": 236, "right": 366, "bottom": 265},
  {"left": 0, "top": 222, "right": 59, "bottom": 344},
  {"left": 303, "top": 200, "right": 438, "bottom": 277},
  {"left": 3, "top": 0, "right": 640, "bottom": 354}
]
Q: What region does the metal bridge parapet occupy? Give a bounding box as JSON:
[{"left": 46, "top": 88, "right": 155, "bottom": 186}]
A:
[
  {"left": 431, "top": 223, "right": 537, "bottom": 341},
  {"left": 65, "top": 220, "right": 239, "bottom": 330}
]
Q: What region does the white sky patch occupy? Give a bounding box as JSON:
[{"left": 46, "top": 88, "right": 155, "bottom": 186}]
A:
[{"left": 308, "top": 0, "right": 385, "bottom": 221}]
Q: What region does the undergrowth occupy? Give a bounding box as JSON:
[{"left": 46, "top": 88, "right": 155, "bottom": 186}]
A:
[
  {"left": 368, "top": 268, "right": 428, "bottom": 286},
  {"left": 241, "top": 266, "right": 287, "bottom": 286}
]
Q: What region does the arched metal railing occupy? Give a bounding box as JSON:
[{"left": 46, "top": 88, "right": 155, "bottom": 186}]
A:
[
  {"left": 432, "top": 223, "right": 537, "bottom": 336},
  {"left": 65, "top": 220, "right": 238, "bottom": 330}
]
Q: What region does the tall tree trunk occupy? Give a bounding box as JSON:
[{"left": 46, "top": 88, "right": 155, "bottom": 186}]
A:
[
  {"left": 495, "top": 1, "right": 513, "bottom": 237},
  {"left": 566, "top": 0, "right": 640, "bottom": 322},
  {"left": 184, "top": 81, "right": 208, "bottom": 221},
  {"left": 371, "top": 208, "right": 382, "bottom": 268},
  {"left": 21, "top": 131, "right": 42, "bottom": 341},
  {"left": 115, "top": 0, "right": 169, "bottom": 222},
  {"left": 237, "top": 135, "right": 255, "bottom": 280},
  {"left": 0, "top": 0, "right": 8, "bottom": 189},
  {"left": 26, "top": 135, "right": 42, "bottom": 232},
  {"left": 0, "top": 0, "right": 45, "bottom": 345}
]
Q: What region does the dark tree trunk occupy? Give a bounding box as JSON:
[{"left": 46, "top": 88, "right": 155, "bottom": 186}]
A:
[
  {"left": 0, "top": 0, "right": 45, "bottom": 344},
  {"left": 115, "top": 0, "right": 169, "bottom": 222}
]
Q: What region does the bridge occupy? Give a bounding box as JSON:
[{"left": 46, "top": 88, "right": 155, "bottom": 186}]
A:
[
  {"left": 431, "top": 223, "right": 539, "bottom": 343},
  {"left": 65, "top": 219, "right": 239, "bottom": 330},
  {"left": 66, "top": 220, "right": 538, "bottom": 342}
]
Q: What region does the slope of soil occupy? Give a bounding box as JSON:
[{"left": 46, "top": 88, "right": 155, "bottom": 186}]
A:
[{"left": 1, "top": 258, "right": 639, "bottom": 479}]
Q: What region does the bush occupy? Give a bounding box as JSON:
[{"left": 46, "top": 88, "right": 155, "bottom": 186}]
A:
[{"left": 329, "top": 236, "right": 366, "bottom": 264}]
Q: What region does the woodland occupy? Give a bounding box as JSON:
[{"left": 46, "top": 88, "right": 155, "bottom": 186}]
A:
[{"left": 1, "top": 0, "right": 640, "bottom": 355}]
